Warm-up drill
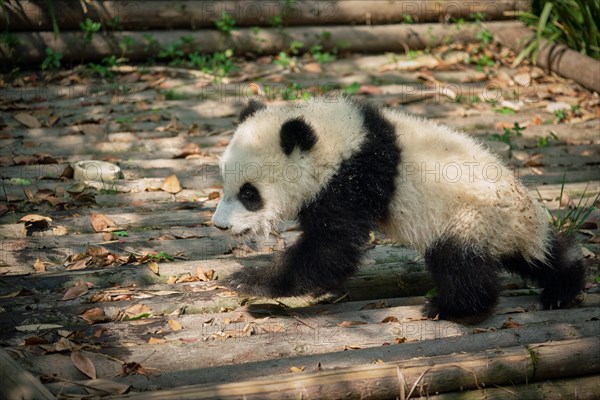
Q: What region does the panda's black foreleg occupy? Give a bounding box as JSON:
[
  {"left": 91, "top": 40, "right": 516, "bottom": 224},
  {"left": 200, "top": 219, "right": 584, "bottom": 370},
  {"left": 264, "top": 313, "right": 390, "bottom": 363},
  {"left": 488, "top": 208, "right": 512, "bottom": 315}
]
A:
[
  {"left": 226, "top": 228, "right": 367, "bottom": 298},
  {"left": 424, "top": 237, "right": 501, "bottom": 322}
]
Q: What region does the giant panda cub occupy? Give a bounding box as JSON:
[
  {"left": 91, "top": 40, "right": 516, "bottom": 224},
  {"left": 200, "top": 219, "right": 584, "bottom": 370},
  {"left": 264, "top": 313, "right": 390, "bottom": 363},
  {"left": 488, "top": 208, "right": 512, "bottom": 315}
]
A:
[{"left": 211, "top": 97, "right": 585, "bottom": 321}]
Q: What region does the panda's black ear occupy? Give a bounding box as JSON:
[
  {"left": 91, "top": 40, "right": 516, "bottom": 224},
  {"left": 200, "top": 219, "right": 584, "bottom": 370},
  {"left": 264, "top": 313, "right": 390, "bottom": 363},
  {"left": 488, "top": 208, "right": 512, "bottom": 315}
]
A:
[
  {"left": 280, "top": 117, "right": 317, "bottom": 156},
  {"left": 239, "top": 99, "right": 267, "bottom": 123}
]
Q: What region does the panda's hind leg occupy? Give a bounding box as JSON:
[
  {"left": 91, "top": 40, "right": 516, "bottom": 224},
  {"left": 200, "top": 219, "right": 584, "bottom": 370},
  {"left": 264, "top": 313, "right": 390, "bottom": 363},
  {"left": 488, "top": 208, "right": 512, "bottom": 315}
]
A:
[
  {"left": 503, "top": 230, "right": 585, "bottom": 309},
  {"left": 424, "top": 236, "right": 501, "bottom": 322}
]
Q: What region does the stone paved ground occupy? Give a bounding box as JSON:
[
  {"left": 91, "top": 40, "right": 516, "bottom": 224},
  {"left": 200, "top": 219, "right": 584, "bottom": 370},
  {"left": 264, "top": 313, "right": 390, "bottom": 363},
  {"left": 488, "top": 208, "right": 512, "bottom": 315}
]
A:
[{"left": 0, "top": 41, "right": 599, "bottom": 396}]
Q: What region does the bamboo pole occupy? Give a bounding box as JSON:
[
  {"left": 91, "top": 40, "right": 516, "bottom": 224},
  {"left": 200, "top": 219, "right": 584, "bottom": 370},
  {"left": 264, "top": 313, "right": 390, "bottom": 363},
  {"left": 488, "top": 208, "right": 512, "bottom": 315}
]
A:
[
  {"left": 487, "top": 22, "right": 600, "bottom": 93},
  {"left": 1, "top": 21, "right": 522, "bottom": 64},
  {"left": 0, "top": 1, "right": 531, "bottom": 31},
  {"left": 426, "top": 375, "right": 600, "bottom": 400},
  {"left": 108, "top": 337, "right": 600, "bottom": 399}
]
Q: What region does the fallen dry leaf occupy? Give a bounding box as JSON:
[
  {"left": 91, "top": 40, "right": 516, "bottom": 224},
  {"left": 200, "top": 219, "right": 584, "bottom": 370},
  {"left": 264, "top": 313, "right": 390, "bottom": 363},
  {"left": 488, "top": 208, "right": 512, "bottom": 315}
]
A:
[
  {"left": 14, "top": 112, "right": 42, "bottom": 128},
  {"left": 121, "top": 362, "right": 147, "bottom": 377},
  {"left": 33, "top": 257, "right": 46, "bottom": 272},
  {"left": 381, "top": 316, "right": 399, "bottom": 323},
  {"left": 82, "top": 379, "right": 130, "bottom": 396},
  {"left": 90, "top": 213, "right": 117, "bottom": 232},
  {"left": 21, "top": 336, "right": 49, "bottom": 346},
  {"left": 125, "top": 304, "right": 152, "bottom": 319},
  {"left": 62, "top": 283, "right": 89, "bottom": 301},
  {"left": 337, "top": 321, "right": 367, "bottom": 327},
  {"left": 289, "top": 365, "right": 305, "bottom": 373},
  {"left": 168, "top": 319, "right": 183, "bottom": 331},
  {"left": 148, "top": 337, "right": 167, "bottom": 344},
  {"left": 160, "top": 174, "right": 182, "bottom": 194},
  {"left": 17, "top": 214, "right": 52, "bottom": 230},
  {"left": 71, "top": 351, "right": 97, "bottom": 379},
  {"left": 303, "top": 62, "right": 322, "bottom": 73},
  {"left": 357, "top": 85, "right": 383, "bottom": 96},
  {"left": 147, "top": 261, "right": 159, "bottom": 275},
  {"left": 208, "top": 191, "right": 220, "bottom": 200},
  {"left": 79, "top": 307, "right": 110, "bottom": 324}
]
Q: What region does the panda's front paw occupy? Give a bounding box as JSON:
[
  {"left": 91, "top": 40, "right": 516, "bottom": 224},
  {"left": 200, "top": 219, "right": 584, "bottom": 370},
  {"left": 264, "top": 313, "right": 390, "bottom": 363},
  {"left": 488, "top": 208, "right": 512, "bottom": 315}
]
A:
[{"left": 224, "top": 269, "right": 272, "bottom": 297}]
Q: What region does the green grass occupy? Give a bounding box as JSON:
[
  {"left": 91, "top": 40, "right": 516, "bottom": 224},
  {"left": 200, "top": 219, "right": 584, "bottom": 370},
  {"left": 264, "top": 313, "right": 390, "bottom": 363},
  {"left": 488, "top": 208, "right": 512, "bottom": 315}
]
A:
[{"left": 516, "top": 0, "right": 600, "bottom": 66}]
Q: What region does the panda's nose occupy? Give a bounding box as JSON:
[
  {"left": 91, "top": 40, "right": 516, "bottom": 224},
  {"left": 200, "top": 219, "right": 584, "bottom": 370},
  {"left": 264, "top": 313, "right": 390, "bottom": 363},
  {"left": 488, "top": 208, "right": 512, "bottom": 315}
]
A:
[{"left": 213, "top": 223, "right": 229, "bottom": 231}]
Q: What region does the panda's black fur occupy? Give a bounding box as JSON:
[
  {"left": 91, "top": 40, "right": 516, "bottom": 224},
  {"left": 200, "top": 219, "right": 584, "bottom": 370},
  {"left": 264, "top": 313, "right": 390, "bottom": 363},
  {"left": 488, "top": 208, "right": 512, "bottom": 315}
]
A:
[{"left": 214, "top": 98, "right": 586, "bottom": 321}]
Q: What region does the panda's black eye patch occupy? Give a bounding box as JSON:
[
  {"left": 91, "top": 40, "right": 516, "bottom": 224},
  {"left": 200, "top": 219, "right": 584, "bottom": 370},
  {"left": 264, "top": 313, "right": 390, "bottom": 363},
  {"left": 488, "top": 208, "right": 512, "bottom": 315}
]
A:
[{"left": 238, "top": 183, "right": 263, "bottom": 211}]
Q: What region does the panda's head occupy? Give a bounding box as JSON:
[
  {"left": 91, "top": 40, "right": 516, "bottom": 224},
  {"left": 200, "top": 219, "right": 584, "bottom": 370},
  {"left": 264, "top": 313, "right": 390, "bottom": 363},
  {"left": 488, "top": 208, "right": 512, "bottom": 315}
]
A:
[{"left": 211, "top": 100, "right": 322, "bottom": 239}]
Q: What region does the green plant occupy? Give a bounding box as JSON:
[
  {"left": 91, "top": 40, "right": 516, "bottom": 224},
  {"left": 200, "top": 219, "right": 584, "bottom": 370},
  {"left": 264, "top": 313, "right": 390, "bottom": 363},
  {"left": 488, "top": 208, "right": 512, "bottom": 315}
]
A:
[
  {"left": 1, "top": 31, "right": 19, "bottom": 56},
  {"left": 516, "top": 0, "right": 600, "bottom": 66},
  {"left": 273, "top": 51, "right": 291, "bottom": 67},
  {"left": 119, "top": 36, "right": 136, "bottom": 58},
  {"left": 147, "top": 251, "right": 175, "bottom": 262},
  {"left": 280, "top": 83, "right": 311, "bottom": 100},
  {"left": 80, "top": 18, "right": 102, "bottom": 43},
  {"left": 344, "top": 82, "right": 361, "bottom": 95},
  {"left": 163, "top": 89, "right": 188, "bottom": 100},
  {"left": 215, "top": 11, "right": 236, "bottom": 36},
  {"left": 476, "top": 29, "right": 494, "bottom": 46},
  {"left": 493, "top": 107, "right": 517, "bottom": 115},
  {"left": 554, "top": 108, "right": 568, "bottom": 122},
  {"left": 41, "top": 48, "right": 62, "bottom": 70},
  {"left": 309, "top": 44, "right": 336, "bottom": 63},
  {"left": 491, "top": 122, "right": 526, "bottom": 146},
  {"left": 188, "top": 49, "right": 235, "bottom": 78},
  {"left": 537, "top": 131, "right": 558, "bottom": 147},
  {"left": 289, "top": 40, "right": 304, "bottom": 55},
  {"left": 402, "top": 15, "right": 414, "bottom": 24},
  {"left": 539, "top": 175, "right": 600, "bottom": 236}
]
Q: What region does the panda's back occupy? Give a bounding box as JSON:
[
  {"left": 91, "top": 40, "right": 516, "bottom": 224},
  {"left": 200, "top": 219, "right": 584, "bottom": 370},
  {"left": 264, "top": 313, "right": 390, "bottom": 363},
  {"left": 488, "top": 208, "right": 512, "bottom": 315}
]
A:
[{"left": 380, "top": 108, "right": 549, "bottom": 261}]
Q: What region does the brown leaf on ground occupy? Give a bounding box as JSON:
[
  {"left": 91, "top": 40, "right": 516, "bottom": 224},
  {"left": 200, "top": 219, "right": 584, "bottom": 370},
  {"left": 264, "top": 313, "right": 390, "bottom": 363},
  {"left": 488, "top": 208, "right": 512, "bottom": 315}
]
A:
[
  {"left": 175, "top": 143, "right": 202, "bottom": 158},
  {"left": 357, "top": 85, "right": 383, "bottom": 96},
  {"left": 79, "top": 307, "right": 111, "bottom": 324},
  {"left": 160, "top": 174, "right": 182, "bottom": 194},
  {"left": 62, "top": 282, "right": 89, "bottom": 301},
  {"left": 90, "top": 213, "right": 117, "bottom": 232},
  {"left": 121, "top": 362, "right": 148, "bottom": 377},
  {"left": 82, "top": 379, "right": 131, "bottom": 396},
  {"left": 33, "top": 257, "right": 46, "bottom": 272},
  {"left": 168, "top": 319, "right": 183, "bottom": 331},
  {"left": 196, "top": 267, "right": 216, "bottom": 281},
  {"left": 303, "top": 63, "right": 322, "bottom": 73},
  {"left": 17, "top": 214, "right": 52, "bottom": 232},
  {"left": 125, "top": 304, "right": 152, "bottom": 319},
  {"left": 381, "top": 316, "right": 399, "bottom": 323},
  {"left": 71, "top": 351, "right": 97, "bottom": 379},
  {"left": 208, "top": 191, "right": 220, "bottom": 200},
  {"left": 337, "top": 320, "right": 368, "bottom": 327},
  {"left": 14, "top": 112, "right": 41, "bottom": 128},
  {"left": 148, "top": 337, "right": 167, "bottom": 344},
  {"left": 147, "top": 261, "right": 160, "bottom": 275},
  {"left": 501, "top": 317, "right": 522, "bottom": 329},
  {"left": 289, "top": 365, "right": 305, "bottom": 373},
  {"left": 21, "top": 336, "right": 49, "bottom": 346}
]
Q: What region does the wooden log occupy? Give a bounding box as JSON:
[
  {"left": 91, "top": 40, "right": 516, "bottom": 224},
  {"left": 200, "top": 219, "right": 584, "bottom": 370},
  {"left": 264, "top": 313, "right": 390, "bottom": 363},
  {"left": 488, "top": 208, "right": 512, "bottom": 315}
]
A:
[
  {"left": 95, "top": 337, "right": 600, "bottom": 399},
  {"left": 426, "top": 375, "right": 600, "bottom": 399},
  {"left": 0, "top": 348, "right": 55, "bottom": 400},
  {"left": 0, "top": 1, "right": 531, "bottom": 31},
  {"left": 40, "top": 319, "right": 600, "bottom": 393},
  {"left": 488, "top": 22, "right": 600, "bottom": 93},
  {"left": 1, "top": 21, "right": 523, "bottom": 64}
]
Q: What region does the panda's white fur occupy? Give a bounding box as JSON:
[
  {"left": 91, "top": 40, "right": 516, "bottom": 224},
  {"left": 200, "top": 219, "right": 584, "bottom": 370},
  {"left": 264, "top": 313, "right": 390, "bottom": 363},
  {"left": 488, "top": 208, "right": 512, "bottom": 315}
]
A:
[
  {"left": 212, "top": 97, "right": 585, "bottom": 321},
  {"left": 380, "top": 109, "right": 550, "bottom": 261}
]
